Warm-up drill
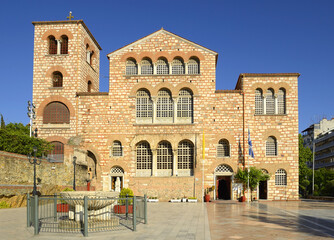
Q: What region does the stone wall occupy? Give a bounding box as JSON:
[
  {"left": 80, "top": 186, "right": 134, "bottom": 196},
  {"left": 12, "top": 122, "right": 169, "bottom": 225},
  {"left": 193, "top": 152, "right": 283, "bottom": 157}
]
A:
[{"left": 0, "top": 151, "right": 88, "bottom": 196}]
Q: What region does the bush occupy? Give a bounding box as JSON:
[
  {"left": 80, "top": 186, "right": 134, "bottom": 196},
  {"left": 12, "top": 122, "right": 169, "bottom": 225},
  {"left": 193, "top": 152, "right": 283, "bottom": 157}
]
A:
[
  {"left": 62, "top": 187, "right": 75, "bottom": 192},
  {"left": 0, "top": 201, "right": 11, "bottom": 209},
  {"left": 119, "top": 188, "right": 133, "bottom": 205}
]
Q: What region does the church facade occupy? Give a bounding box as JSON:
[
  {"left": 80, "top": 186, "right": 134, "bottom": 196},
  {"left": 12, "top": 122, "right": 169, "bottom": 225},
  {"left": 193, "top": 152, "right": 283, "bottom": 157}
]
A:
[{"left": 32, "top": 19, "right": 299, "bottom": 201}]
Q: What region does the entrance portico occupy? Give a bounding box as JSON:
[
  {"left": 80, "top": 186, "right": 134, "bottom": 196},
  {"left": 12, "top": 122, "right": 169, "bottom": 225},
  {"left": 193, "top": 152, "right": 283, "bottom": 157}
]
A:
[{"left": 214, "top": 164, "right": 234, "bottom": 200}]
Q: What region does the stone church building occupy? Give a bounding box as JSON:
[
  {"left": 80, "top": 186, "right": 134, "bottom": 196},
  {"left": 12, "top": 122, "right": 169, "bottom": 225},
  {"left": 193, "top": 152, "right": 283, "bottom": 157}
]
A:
[{"left": 31, "top": 19, "right": 299, "bottom": 201}]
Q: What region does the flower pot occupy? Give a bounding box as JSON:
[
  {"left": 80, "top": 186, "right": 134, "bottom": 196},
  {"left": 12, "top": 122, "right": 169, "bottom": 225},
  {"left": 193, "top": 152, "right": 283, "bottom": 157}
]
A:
[
  {"left": 113, "top": 205, "right": 133, "bottom": 214},
  {"left": 204, "top": 194, "right": 210, "bottom": 202},
  {"left": 239, "top": 196, "right": 246, "bottom": 202},
  {"left": 188, "top": 199, "right": 198, "bottom": 203},
  {"left": 57, "top": 203, "right": 69, "bottom": 212}
]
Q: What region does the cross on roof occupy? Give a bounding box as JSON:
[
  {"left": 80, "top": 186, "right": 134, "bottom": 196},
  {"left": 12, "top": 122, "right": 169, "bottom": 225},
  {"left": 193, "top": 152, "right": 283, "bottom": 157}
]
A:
[{"left": 67, "top": 11, "right": 74, "bottom": 20}]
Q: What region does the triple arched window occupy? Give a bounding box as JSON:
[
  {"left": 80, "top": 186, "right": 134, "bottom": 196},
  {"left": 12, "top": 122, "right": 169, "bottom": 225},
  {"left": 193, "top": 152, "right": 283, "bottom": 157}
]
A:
[
  {"left": 48, "top": 35, "right": 68, "bottom": 55},
  {"left": 255, "top": 88, "right": 286, "bottom": 115},
  {"left": 43, "top": 102, "right": 70, "bottom": 124},
  {"left": 135, "top": 140, "right": 194, "bottom": 177},
  {"left": 125, "top": 57, "right": 199, "bottom": 75},
  {"left": 136, "top": 88, "right": 193, "bottom": 124}
]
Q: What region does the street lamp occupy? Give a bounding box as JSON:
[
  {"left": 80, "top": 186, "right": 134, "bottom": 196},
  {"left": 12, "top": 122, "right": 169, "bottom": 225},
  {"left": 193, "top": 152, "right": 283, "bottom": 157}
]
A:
[
  {"left": 73, "top": 156, "right": 77, "bottom": 191},
  {"left": 27, "top": 101, "right": 36, "bottom": 137},
  {"left": 28, "top": 146, "right": 41, "bottom": 196}
]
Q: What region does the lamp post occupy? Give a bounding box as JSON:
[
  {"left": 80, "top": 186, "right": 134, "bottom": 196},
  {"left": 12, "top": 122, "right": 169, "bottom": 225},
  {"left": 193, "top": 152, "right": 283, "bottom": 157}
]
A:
[
  {"left": 28, "top": 146, "right": 41, "bottom": 196},
  {"left": 27, "top": 101, "right": 36, "bottom": 137},
  {"left": 73, "top": 156, "right": 77, "bottom": 191}
]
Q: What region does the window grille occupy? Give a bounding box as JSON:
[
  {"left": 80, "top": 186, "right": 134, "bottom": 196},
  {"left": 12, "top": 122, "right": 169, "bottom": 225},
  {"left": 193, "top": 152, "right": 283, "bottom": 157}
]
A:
[
  {"left": 188, "top": 58, "right": 199, "bottom": 74},
  {"left": 43, "top": 102, "right": 70, "bottom": 124},
  {"left": 136, "top": 90, "right": 153, "bottom": 118},
  {"left": 52, "top": 71, "right": 63, "bottom": 87},
  {"left": 177, "top": 89, "right": 193, "bottom": 118},
  {"left": 88, "top": 81, "right": 92, "bottom": 92},
  {"left": 266, "top": 136, "right": 277, "bottom": 156},
  {"left": 255, "top": 89, "right": 263, "bottom": 115},
  {"left": 110, "top": 166, "right": 124, "bottom": 174},
  {"left": 49, "top": 141, "right": 64, "bottom": 162},
  {"left": 141, "top": 59, "right": 153, "bottom": 75},
  {"left": 126, "top": 59, "right": 138, "bottom": 75},
  {"left": 60, "top": 35, "right": 68, "bottom": 54},
  {"left": 217, "top": 139, "right": 230, "bottom": 157},
  {"left": 157, "top": 90, "right": 173, "bottom": 118},
  {"left": 48, "top": 36, "right": 57, "bottom": 55},
  {"left": 266, "top": 89, "right": 275, "bottom": 114},
  {"left": 136, "top": 142, "right": 152, "bottom": 170},
  {"left": 177, "top": 141, "right": 194, "bottom": 169},
  {"left": 278, "top": 88, "right": 286, "bottom": 114},
  {"left": 157, "top": 58, "right": 169, "bottom": 74},
  {"left": 215, "top": 164, "right": 233, "bottom": 173},
  {"left": 275, "top": 169, "right": 287, "bottom": 185},
  {"left": 157, "top": 142, "right": 173, "bottom": 169},
  {"left": 171, "top": 58, "right": 185, "bottom": 74},
  {"left": 112, "top": 141, "right": 122, "bottom": 157}
]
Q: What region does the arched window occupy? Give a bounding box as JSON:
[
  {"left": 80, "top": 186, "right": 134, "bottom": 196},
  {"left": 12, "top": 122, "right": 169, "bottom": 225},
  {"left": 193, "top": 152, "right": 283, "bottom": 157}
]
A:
[
  {"left": 88, "top": 81, "right": 92, "bottom": 92},
  {"left": 217, "top": 139, "right": 230, "bottom": 157},
  {"left": 52, "top": 71, "right": 63, "bottom": 87},
  {"left": 177, "top": 89, "right": 193, "bottom": 120},
  {"left": 157, "top": 89, "right": 173, "bottom": 119},
  {"left": 112, "top": 141, "right": 123, "bottom": 157},
  {"left": 255, "top": 89, "right": 263, "bottom": 115},
  {"left": 266, "top": 89, "right": 275, "bottom": 114},
  {"left": 157, "top": 141, "right": 173, "bottom": 169},
  {"left": 141, "top": 58, "right": 153, "bottom": 75},
  {"left": 136, "top": 89, "right": 153, "bottom": 121},
  {"left": 126, "top": 58, "right": 138, "bottom": 75},
  {"left": 49, "top": 141, "right": 64, "bottom": 162},
  {"left": 278, "top": 88, "right": 286, "bottom": 114},
  {"left": 178, "top": 140, "right": 194, "bottom": 170},
  {"left": 188, "top": 57, "right": 200, "bottom": 74},
  {"left": 86, "top": 44, "right": 94, "bottom": 65},
  {"left": 136, "top": 141, "right": 152, "bottom": 170},
  {"left": 171, "top": 57, "right": 185, "bottom": 74},
  {"left": 156, "top": 57, "right": 169, "bottom": 75},
  {"left": 60, "top": 35, "right": 68, "bottom": 54},
  {"left": 275, "top": 169, "right": 287, "bottom": 186},
  {"left": 48, "top": 35, "right": 57, "bottom": 55},
  {"left": 266, "top": 136, "right": 277, "bottom": 156},
  {"left": 43, "top": 102, "right": 70, "bottom": 124}
]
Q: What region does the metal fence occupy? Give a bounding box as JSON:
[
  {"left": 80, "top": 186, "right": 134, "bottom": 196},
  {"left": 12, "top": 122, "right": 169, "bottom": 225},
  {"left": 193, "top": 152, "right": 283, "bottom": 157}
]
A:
[{"left": 27, "top": 194, "right": 147, "bottom": 237}]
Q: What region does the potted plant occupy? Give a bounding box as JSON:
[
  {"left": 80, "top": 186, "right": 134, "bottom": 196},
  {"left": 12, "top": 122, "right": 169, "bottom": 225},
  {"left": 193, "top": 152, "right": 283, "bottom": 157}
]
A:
[
  {"left": 188, "top": 197, "right": 198, "bottom": 203},
  {"left": 204, "top": 186, "right": 215, "bottom": 202},
  {"left": 170, "top": 198, "right": 181, "bottom": 203},
  {"left": 148, "top": 196, "right": 159, "bottom": 203},
  {"left": 114, "top": 188, "right": 134, "bottom": 214},
  {"left": 234, "top": 167, "right": 270, "bottom": 202},
  {"left": 57, "top": 187, "right": 74, "bottom": 212},
  {"left": 182, "top": 196, "right": 187, "bottom": 202}
]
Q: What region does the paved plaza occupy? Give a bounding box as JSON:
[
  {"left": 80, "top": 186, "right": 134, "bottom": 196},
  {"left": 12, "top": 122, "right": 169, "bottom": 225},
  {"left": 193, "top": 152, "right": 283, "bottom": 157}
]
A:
[{"left": 0, "top": 200, "right": 333, "bottom": 239}]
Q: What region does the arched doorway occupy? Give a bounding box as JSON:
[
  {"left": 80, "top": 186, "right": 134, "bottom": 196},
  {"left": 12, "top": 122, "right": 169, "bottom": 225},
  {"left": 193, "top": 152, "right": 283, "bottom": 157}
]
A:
[
  {"left": 87, "top": 151, "right": 97, "bottom": 185},
  {"left": 110, "top": 166, "right": 124, "bottom": 192},
  {"left": 259, "top": 169, "right": 268, "bottom": 200},
  {"left": 215, "top": 164, "right": 233, "bottom": 200}
]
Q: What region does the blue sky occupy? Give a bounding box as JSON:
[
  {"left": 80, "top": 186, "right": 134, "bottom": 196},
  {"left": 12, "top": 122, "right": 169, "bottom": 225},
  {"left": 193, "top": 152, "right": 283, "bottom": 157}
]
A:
[{"left": 0, "top": 0, "right": 333, "bottom": 132}]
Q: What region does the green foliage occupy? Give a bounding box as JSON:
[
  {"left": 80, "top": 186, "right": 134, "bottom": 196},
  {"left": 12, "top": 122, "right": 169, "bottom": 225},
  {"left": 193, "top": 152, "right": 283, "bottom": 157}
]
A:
[
  {"left": 0, "top": 114, "right": 5, "bottom": 129},
  {"left": 299, "top": 134, "right": 313, "bottom": 197},
  {"left": 62, "top": 187, "right": 75, "bottom": 192},
  {"left": 0, "top": 120, "right": 53, "bottom": 156},
  {"left": 0, "top": 201, "right": 11, "bottom": 209},
  {"left": 119, "top": 188, "right": 134, "bottom": 205},
  {"left": 188, "top": 197, "right": 197, "bottom": 199},
  {"left": 234, "top": 167, "right": 270, "bottom": 199}
]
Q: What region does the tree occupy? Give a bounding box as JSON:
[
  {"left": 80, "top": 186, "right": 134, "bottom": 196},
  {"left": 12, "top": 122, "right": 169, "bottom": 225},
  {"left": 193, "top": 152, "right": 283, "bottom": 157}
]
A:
[
  {"left": 234, "top": 167, "right": 270, "bottom": 200},
  {"left": 0, "top": 120, "right": 52, "bottom": 156},
  {"left": 0, "top": 114, "right": 5, "bottom": 129},
  {"left": 299, "top": 134, "right": 312, "bottom": 197}
]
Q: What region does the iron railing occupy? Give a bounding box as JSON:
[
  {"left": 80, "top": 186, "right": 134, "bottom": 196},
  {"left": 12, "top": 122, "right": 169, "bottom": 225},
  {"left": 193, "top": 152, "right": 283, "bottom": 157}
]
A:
[{"left": 27, "top": 194, "right": 147, "bottom": 237}]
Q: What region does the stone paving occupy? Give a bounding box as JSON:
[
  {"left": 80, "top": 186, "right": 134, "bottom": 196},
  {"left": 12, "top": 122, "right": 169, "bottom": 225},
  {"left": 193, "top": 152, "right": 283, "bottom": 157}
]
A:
[{"left": 0, "top": 200, "right": 333, "bottom": 239}]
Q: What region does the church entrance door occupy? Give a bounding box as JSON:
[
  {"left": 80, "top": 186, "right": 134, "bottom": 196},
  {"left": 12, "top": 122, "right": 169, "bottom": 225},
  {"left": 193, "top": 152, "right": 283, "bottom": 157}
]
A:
[{"left": 216, "top": 176, "right": 231, "bottom": 200}]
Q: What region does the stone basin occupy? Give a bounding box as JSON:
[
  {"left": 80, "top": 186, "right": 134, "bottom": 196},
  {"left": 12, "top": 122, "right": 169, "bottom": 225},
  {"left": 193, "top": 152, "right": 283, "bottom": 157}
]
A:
[{"left": 60, "top": 191, "right": 119, "bottom": 210}]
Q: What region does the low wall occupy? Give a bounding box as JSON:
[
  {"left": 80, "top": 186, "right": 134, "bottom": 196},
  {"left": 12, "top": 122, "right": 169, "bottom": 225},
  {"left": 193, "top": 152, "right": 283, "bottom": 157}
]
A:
[{"left": 0, "top": 151, "right": 88, "bottom": 196}]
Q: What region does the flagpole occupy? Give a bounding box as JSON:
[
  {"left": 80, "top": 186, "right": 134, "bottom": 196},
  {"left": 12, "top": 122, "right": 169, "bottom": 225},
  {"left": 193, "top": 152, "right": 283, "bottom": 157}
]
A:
[
  {"left": 202, "top": 130, "right": 205, "bottom": 203},
  {"left": 247, "top": 153, "right": 250, "bottom": 203}
]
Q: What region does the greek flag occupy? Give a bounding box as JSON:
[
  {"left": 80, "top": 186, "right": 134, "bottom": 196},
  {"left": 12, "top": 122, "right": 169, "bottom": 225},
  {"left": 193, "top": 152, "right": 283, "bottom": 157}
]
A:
[{"left": 248, "top": 128, "right": 254, "bottom": 158}]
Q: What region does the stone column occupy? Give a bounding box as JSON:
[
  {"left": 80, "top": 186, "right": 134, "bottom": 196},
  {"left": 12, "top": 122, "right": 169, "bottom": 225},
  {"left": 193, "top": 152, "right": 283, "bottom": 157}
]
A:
[
  {"left": 185, "top": 62, "right": 188, "bottom": 74},
  {"left": 173, "top": 97, "right": 178, "bottom": 123},
  {"left": 169, "top": 63, "right": 172, "bottom": 74},
  {"left": 56, "top": 40, "right": 62, "bottom": 55},
  {"left": 263, "top": 96, "right": 266, "bottom": 114},
  {"left": 152, "top": 149, "right": 157, "bottom": 176},
  {"left": 173, "top": 149, "right": 178, "bottom": 176},
  {"left": 152, "top": 97, "right": 157, "bottom": 123},
  {"left": 153, "top": 63, "right": 157, "bottom": 75},
  {"left": 274, "top": 94, "right": 278, "bottom": 114},
  {"left": 138, "top": 63, "right": 141, "bottom": 75}
]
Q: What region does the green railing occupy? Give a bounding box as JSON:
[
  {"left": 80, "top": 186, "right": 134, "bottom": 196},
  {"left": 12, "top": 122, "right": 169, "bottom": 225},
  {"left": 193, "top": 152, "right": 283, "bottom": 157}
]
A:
[{"left": 27, "top": 193, "right": 147, "bottom": 237}]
